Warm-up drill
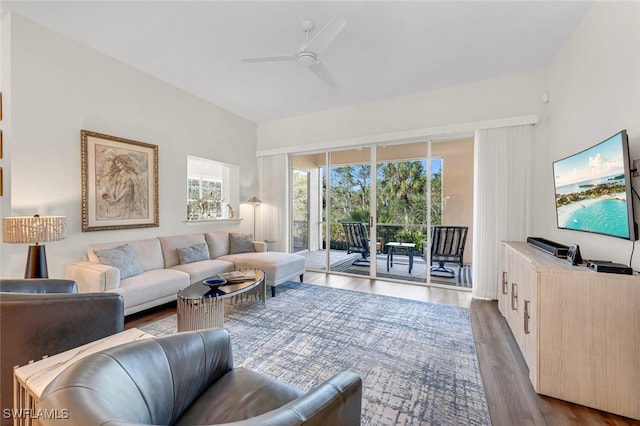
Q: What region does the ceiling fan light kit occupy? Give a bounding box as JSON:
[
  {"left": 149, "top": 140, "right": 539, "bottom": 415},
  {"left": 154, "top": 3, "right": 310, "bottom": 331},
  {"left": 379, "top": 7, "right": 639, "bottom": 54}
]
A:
[
  {"left": 297, "top": 51, "right": 318, "bottom": 67},
  {"left": 242, "top": 15, "right": 346, "bottom": 88}
]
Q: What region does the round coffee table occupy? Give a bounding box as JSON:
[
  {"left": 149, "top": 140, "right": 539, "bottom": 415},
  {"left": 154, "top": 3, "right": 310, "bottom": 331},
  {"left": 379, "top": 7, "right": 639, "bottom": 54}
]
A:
[{"left": 177, "top": 268, "right": 265, "bottom": 332}]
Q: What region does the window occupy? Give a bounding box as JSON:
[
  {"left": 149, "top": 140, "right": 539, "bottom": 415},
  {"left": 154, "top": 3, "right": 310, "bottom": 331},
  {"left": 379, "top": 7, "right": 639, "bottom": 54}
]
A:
[
  {"left": 187, "top": 156, "right": 239, "bottom": 221},
  {"left": 187, "top": 177, "right": 222, "bottom": 219}
]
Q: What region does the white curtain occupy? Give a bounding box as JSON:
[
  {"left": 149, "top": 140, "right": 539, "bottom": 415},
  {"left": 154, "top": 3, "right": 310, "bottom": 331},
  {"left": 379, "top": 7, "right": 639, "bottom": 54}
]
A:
[
  {"left": 472, "top": 124, "right": 532, "bottom": 300},
  {"left": 257, "top": 154, "right": 290, "bottom": 252}
]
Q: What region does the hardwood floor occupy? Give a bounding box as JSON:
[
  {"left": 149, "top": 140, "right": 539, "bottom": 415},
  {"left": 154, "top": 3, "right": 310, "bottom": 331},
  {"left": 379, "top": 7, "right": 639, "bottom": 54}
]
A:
[{"left": 125, "top": 271, "right": 639, "bottom": 425}]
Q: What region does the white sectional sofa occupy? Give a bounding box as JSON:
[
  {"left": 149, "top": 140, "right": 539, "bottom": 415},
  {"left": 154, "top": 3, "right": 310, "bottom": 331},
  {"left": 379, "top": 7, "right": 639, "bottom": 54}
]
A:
[{"left": 65, "top": 232, "right": 306, "bottom": 315}]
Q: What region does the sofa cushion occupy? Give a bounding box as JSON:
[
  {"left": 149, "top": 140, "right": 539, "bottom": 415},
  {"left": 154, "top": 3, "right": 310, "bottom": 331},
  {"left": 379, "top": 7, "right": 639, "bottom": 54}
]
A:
[
  {"left": 94, "top": 244, "right": 144, "bottom": 279},
  {"left": 219, "top": 252, "right": 306, "bottom": 285},
  {"left": 177, "top": 243, "right": 210, "bottom": 265},
  {"left": 204, "top": 232, "right": 230, "bottom": 259},
  {"left": 176, "top": 367, "right": 303, "bottom": 425},
  {"left": 112, "top": 269, "right": 190, "bottom": 310},
  {"left": 171, "top": 259, "right": 235, "bottom": 284},
  {"left": 88, "top": 239, "right": 164, "bottom": 272},
  {"left": 229, "top": 233, "right": 255, "bottom": 254},
  {"left": 159, "top": 234, "right": 208, "bottom": 268}
]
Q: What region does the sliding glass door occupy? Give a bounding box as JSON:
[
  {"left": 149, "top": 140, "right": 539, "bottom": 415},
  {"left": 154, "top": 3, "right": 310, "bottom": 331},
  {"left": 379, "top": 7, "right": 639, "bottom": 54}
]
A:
[{"left": 290, "top": 137, "right": 474, "bottom": 289}]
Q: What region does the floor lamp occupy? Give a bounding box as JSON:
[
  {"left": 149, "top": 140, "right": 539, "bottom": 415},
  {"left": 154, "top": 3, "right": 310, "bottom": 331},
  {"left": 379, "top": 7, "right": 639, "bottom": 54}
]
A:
[
  {"left": 2, "top": 215, "right": 68, "bottom": 278},
  {"left": 246, "top": 197, "right": 262, "bottom": 239}
]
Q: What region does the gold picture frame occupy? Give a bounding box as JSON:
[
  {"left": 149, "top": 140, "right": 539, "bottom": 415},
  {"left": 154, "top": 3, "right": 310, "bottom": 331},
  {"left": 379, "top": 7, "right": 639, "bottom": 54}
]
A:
[{"left": 81, "top": 130, "right": 159, "bottom": 232}]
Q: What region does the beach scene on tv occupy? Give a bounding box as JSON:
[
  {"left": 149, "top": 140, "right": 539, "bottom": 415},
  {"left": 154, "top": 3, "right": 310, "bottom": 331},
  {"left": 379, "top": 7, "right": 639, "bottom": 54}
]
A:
[{"left": 553, "top": 132, "right": 631, "bottom": 239}]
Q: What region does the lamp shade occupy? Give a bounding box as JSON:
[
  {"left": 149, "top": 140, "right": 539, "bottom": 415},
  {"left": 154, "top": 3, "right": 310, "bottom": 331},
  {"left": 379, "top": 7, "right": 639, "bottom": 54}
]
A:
[
  {"left": 246, "top": 197, "right": 262, "bottom": 204},
  {"left": 2, "top": 215, "right": 68, "bottom": 244}
]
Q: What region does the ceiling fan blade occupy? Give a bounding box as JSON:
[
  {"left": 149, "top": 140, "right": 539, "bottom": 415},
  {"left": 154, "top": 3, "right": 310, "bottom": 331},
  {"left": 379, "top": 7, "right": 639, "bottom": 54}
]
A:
[
  {"left": 242, "top": 54, "right": 296, "bottom": 63},
  {"left": 302, "top": 15, "right": 346, "bottom": 54},
  {"left": 309, "top": 62, "right": 337, "bottom": 88}
]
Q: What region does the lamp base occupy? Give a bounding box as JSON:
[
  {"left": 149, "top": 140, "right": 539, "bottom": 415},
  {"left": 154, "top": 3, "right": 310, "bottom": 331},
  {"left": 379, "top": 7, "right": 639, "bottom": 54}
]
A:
[{"left": 25, "top": 245, "right": 48, "bottom": 279}]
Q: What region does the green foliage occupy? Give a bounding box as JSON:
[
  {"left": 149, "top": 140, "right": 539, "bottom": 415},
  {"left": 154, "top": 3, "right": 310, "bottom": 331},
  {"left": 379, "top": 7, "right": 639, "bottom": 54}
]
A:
[{"left": 317, "top": 160, "right": 442, "bottom": 249}]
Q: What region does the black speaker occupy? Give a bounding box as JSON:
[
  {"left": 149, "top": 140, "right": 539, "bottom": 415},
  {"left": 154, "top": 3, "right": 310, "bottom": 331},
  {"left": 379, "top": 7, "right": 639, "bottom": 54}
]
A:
[{"left": 566, "top": 244, "right": 582, "bottom": 265}]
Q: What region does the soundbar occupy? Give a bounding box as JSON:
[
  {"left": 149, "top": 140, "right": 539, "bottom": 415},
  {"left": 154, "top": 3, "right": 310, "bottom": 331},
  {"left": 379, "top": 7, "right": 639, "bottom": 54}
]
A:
[
  {"left": 587, "top": 261, "right": 633, "bottom": 275},
  {"left": 526, "top": 237, "right": 569, "bottom": 258}
]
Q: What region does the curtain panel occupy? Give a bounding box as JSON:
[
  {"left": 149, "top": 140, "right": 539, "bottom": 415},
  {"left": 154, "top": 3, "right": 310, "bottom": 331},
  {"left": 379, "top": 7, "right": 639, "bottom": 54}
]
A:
[
  {"left": 257, "top": 154, "right": 290, "bottom": 252},
  {"left": 472, "top": 125, "right": 533, "bottom": 300}
]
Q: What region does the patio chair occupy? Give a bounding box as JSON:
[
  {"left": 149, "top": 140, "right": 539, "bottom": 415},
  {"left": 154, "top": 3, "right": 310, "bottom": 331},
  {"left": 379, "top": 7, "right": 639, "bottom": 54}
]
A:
[
  {"left": 342, "top": 222, "right": 372, "bottom": 265},
  {"left": 429, "top": 226, "right": 468, "bottom": 277}
]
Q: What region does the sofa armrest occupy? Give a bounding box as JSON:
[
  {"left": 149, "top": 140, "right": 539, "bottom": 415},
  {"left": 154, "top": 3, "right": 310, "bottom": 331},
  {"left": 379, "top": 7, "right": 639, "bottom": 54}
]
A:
[
  {"left": 253, "top": 241, "right": 267, "bottom": 252},
  {"left": 65, "top": 261, "right": 120, "bottom": 292},
  {"left": 222, "top": 370, "right": 362, "bottom": 426}
]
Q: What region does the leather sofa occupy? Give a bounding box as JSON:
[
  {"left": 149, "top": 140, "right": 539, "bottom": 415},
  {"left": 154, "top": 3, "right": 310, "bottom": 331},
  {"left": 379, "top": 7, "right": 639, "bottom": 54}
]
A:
[
  {"left": 39, "top": 328, "right": 362, "bottom": 426},
  {"left": 65, "top": 232, "right": 307, "bottom": 315},
  {"left": 0, "top": 279, "right": 124, "bottom": 426}
]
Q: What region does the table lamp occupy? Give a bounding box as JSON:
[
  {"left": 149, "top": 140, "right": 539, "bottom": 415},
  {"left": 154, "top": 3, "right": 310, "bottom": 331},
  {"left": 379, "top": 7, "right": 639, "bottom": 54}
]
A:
[{"left": 2, "top": 215, "right": 68, "bottom": 278}]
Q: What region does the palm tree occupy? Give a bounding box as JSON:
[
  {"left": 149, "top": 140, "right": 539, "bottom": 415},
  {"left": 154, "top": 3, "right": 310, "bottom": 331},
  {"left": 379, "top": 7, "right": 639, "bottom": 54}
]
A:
[{"left": 378, "top": 161, "right": 427, "bottom": 225}]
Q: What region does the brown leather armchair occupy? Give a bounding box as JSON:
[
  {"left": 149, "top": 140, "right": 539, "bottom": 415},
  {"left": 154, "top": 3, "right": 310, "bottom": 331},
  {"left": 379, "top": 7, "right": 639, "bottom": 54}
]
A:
[
  {"left": 0, "top": 279, "right": 124, "bottom": 424},
  {"left": 39, "top": 329, "right": 362, "bottom": 426}
]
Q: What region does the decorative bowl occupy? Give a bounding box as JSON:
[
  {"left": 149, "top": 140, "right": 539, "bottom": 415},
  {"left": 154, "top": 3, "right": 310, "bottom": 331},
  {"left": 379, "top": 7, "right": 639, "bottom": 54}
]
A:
[{"left": 203, "top": 278, "right": 227, "bottom": 287}]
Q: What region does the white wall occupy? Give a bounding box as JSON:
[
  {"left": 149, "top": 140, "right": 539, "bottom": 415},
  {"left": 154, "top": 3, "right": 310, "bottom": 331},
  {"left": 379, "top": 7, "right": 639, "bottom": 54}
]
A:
[
  {"left": 258, "top": 69, "right": 547, "bottom": 150},
  {"left": 1, "top": 14, "right": 258, "bottom": 278},
  {"left": 538, "top": 1, "right": 640, "bottom": 267}
]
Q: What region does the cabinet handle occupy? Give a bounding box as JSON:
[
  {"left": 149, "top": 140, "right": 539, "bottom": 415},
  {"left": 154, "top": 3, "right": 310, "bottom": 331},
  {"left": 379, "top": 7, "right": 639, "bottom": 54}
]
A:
[
  {"left": 502, "top": 272, "right": 508, "bottom": 294},
  {"left": 511, "top": 283, "right": 518, "bottom": 310},
  {"left": 524, "top": 300, "right": 530, "bottom": 334}
]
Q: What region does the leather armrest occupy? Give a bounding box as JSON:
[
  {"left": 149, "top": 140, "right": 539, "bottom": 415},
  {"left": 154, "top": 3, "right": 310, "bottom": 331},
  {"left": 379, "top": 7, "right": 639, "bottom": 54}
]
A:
[
  {"left": 0, "top": 279, "right": 77, "bottom": 293},
  {"left": 220, "top": 370, "right": 362, "bottom": 426},
  {"left": 65, "top": 261, "right": 120, "bottom": 292}
]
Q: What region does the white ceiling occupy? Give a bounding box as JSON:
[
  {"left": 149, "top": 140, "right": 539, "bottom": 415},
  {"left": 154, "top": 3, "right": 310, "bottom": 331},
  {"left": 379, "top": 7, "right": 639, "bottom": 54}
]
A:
[{"left": 1, "top": 1, "right": 592, "bottom": 123}]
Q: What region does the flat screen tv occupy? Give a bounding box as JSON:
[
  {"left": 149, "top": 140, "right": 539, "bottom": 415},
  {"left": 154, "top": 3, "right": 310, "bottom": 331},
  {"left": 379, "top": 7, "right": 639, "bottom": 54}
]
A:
[{"left": 553, "top": 130, "right": 637, "bottom": 240}]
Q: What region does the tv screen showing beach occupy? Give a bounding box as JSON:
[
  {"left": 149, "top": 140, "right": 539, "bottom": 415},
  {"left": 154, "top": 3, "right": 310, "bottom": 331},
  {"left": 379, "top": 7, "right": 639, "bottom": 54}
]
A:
[{"left": 553, "top": 131, "right": 633, "bottom": 240}]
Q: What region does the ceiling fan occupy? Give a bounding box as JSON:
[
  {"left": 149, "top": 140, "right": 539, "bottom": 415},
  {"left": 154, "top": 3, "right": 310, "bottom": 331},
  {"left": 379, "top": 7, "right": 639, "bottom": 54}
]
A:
[{"left": 242, "top": 15, "right": 346, "bottom": 88}]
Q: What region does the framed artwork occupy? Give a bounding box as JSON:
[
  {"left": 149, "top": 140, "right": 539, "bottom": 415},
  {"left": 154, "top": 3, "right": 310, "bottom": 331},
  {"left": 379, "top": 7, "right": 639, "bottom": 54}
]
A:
[{"left": 81, "top": 130, "right": 159, "bottom": 232}]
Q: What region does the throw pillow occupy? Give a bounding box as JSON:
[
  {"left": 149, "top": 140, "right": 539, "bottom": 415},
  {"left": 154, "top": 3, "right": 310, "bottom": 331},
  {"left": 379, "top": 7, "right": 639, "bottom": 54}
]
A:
[
  {"left": 177, "top": 242, "right": 211, "bottom": 265},
  {"left": 94, "top": 244, "right": 144, "bottom": 279},
  {"left": 229, "top": 233, "right": 255, "bottom": 254}
]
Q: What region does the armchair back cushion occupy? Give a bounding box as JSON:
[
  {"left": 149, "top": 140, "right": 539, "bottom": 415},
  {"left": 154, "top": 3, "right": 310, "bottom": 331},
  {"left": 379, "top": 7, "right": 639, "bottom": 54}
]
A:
[
  {"left": 40, "top": 330, "right": 234, "bottom": 425},
  {"left": 0, "top": 279, "right": 124, "bottom": 425}
]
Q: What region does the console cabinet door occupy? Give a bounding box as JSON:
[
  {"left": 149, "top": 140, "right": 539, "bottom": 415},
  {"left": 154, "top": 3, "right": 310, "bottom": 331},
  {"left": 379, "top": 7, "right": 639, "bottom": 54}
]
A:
[
  {"left": 507, "top": 250, "right": 525, "bottom": 352},
  {"left": 521, "top": 261, "right": 538, "bottom": 391},
  {"left": 498, "top": 243, "right": 510, "bottom": 316}
]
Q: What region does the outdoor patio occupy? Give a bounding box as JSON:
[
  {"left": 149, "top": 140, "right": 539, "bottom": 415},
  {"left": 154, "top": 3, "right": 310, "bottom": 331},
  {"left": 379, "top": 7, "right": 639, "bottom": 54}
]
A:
[{"left": 301, "top": 249, "right": 472, "bottom": 289}]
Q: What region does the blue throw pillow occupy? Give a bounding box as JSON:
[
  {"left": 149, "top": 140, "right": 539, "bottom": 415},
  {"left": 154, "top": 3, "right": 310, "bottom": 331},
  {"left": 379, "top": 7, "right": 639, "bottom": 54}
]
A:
[
  {"left": 229, "top": 233, "right": 255, "bottom": 254},
  {"left": 177, "top": 242, "right": 211, "bottom": 265},
  {"left": 94, "top": 244, "right": 144, "bottom": 279}
]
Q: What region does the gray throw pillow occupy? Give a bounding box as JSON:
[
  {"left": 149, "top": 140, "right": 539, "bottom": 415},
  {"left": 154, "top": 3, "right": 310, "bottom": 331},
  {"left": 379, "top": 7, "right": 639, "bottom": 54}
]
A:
[
  {"left": 229, "top": 233, "right": 255, "bottom": 254},
  {"left": 94, "top": 244, "right": 144, "bottom": 279},
  {"left": 177, "top": 242, "right": 210, "bottom": 265}
]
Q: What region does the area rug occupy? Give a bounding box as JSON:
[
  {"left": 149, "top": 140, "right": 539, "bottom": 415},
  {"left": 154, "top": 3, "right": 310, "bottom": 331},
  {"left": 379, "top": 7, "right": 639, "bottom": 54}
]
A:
[{"left": 141, "top": 282, "right": 490, "bottom": 425}]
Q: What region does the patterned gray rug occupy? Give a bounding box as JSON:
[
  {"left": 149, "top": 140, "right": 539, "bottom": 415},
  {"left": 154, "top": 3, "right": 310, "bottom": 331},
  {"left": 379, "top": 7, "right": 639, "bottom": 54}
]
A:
[{"left": 141, "top": 282, "right": 490, "bottom": 425}]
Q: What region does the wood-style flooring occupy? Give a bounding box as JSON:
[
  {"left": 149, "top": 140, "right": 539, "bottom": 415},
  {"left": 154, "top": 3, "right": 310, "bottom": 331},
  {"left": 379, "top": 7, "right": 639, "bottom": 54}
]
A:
[{"left": 124, "top": 271, "right": 639, "bottom": 426}]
